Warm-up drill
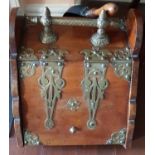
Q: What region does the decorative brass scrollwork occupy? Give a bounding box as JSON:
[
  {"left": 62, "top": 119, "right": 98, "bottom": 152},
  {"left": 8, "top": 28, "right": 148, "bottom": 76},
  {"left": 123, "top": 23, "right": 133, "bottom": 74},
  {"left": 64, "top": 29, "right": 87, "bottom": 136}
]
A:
[
  {"left": 18, "top": 47, "right": 37, "bottom": 78},
  {"left": 24, "top": 130, "right": 40, "bottom": 145},
  {"left": 38, "top": 48, "right": 67, "bottom": 129},
  {"left": 81, "top": 49, "right": 110, "bottom": 129},
  {"left": 67, "top": 98, "right": 80, "bottom": 111},
  {"left": 106, "top": 128, "right": 126, "bottom": 145},
  {"left": 111, "top": 47, "right": 132, "bottom": 81}
]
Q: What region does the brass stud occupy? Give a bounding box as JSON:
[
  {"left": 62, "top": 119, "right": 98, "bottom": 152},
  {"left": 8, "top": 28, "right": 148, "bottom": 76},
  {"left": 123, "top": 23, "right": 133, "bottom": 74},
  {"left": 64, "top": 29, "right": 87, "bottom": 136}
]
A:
[{"left": 69, "top": 126, "right": 77, "bottom": 134}]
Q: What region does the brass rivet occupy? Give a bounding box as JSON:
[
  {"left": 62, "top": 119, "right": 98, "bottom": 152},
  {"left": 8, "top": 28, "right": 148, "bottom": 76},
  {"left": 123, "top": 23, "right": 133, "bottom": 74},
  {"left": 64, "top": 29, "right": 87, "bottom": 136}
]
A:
[
  {"left": 58, "top": 62, "right": 62, "bottom": 66},
  {"left": 32, "top": 63, "right": 36, "bottom": 66},
  {"left": 69, "top": 126, "right": 77, "bottom": 134},
  {"left": 42, "top": 56, "right": 46, "bottom": 59},
  {"left": 86, "top": 63, "right": 90, "bottom": 68}
]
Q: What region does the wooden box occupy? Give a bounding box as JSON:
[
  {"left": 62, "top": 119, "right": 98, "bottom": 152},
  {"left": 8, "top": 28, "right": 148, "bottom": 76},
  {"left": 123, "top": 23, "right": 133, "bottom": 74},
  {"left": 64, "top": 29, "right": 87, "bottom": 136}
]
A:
[{"left": 10, "top": 6, "right": 143, "bottom": 148}]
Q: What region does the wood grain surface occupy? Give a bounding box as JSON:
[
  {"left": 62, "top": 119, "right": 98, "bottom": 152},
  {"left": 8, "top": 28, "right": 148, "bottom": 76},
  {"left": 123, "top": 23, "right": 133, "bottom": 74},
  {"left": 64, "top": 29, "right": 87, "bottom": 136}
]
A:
[{"left": 9, "top": 7, "right": 143, "bottom": 148}]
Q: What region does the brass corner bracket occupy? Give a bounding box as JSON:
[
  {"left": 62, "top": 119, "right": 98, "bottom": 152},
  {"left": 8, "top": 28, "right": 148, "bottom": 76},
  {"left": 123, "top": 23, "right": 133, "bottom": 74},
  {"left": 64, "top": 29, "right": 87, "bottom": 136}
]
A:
[
  {"left": 24, "top": 130, "right": 40, "bottom": 145},
  {"left": 106, "top": 128, "right": 126, "bottom": 145},
  {"left": 111, "top": 47, "right": 132, "bottom": 81},
  {"left": 18, "top": 47, "right": 37, "bottom": 78}
]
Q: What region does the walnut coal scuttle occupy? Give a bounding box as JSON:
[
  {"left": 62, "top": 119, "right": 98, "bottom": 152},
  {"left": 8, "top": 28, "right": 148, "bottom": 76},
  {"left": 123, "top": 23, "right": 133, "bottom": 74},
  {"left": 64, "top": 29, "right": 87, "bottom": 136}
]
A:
[{"left": 9, "top": 3, "right": 143, "bottom": 149}]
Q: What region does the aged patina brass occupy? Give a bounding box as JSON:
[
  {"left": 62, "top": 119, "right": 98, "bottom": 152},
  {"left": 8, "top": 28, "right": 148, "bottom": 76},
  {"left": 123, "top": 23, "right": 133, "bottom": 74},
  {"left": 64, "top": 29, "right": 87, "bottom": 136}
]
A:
[
  {"left": 26, "top": 16, "right": 126, "bottom": 30},
  {"left": 39, "top": 7, "right": 57, "bottom": 44},
  {"left": 24, "top": 130, "right": 40, "bottom": 145},
  {"left": 90, "top": 10, "right": 109, "bottom": 48},
  {"left": 111, "top": 47, "right": 132, "bottom": 81},
  {"left": 67, "top": 98, "right": 80, "bottom": 111},
  {"left": 38, "top": 48, "right": 68, "bottom": 129},
  {"left": 81, "top": 48, "right": 110, "bottom": 129},
  {"left": 106, "top": 128, "right": 126, "bottom": 145},
  {"left": 18, "top": 47, "right": 37, "bottom": 78}
]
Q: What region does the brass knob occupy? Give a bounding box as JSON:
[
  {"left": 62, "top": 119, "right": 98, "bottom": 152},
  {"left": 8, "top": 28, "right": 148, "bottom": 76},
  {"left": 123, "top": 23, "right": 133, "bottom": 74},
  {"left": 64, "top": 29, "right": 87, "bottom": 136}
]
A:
[{"left": 69, "top": 126, "right": 77, "bottom": 134}]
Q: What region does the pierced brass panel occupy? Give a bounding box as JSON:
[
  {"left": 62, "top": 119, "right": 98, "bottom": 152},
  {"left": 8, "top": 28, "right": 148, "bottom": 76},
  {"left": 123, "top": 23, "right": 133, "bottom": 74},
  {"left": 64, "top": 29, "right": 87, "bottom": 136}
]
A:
[
  {"left": 81, "top": 49, "right": 110, "bottom": 129},
  {"left": 38, "top": 48, "right": 67, "bottom": 129}
]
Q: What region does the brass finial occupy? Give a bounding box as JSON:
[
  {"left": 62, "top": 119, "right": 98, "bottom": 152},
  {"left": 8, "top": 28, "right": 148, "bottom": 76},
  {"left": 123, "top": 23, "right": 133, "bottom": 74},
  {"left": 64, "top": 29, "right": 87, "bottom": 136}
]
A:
[
  {"left": 40, "top": 7, "right": 57, "bottom": 44},
  {"left": 90, "top": 10, "right": 109, "bottom": 50}
]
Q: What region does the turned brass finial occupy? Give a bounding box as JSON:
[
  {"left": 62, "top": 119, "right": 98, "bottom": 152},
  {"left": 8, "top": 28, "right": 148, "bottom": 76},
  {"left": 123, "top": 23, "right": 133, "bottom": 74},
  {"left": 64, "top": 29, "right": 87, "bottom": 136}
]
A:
[
  {"left": 90, "top": 10, "right": 109, "bottom": 50},
  {"left": 40, "top": 7, "right": 57, "bottom": 44}
]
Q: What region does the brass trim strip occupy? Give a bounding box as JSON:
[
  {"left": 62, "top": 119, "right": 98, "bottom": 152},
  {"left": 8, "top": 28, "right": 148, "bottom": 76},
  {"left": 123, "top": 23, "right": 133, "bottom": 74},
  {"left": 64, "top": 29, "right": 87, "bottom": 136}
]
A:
[{"left": 26, "top": 16, "right": 126, "bottom": 30}]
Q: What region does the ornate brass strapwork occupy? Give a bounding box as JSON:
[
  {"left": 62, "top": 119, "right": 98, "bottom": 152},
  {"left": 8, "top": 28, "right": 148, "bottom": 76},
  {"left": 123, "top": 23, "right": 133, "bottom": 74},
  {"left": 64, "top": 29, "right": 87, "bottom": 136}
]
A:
[
  {"left": 111, "top": 47, "right": 132, "bottom": 81},
  {"left": 24, "top": 130, "right": 40, "bottom": 145},
  {"left": 18, "top": 47, "right": 37, "bottom": 78},
  {"left": 38, "top": 48, "right": 67, "bottom": 129},
  {"left": 106, "top": 128, "right": 126, "bottom": 145},
  {"left": 81, "top": 48, "right": 110, "bottom": 130},
  {"left": 67, "top": 98, "right": 80, "bottom": 111}
]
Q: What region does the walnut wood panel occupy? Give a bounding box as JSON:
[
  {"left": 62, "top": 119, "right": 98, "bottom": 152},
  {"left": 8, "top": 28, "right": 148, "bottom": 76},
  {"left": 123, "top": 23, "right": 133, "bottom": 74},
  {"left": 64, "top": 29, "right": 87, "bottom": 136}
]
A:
[
  {"left": 19, "top": 23, "right": 129, "bottom": 146},
  {"left": 125, "top": 9, "right": 143, "bottom": 148},
  {"left": 9, "top": 8, "right": 143, "bottom": 148},
  {"left": 20, "top": 66, "right": 129, "bottom": 145},
  {"left": 126, "top": 9, "right": 143, "bottom": 56},
  {"left": 10, "top": 8, "right": 24, "bottom": 146},
  {"left": 21, "top": 25, "right": 127, "bottom": 58}
]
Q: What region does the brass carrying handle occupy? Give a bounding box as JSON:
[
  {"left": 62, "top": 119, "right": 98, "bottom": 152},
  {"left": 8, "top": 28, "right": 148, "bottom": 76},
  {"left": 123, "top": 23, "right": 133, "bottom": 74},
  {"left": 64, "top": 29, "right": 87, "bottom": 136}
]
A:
[{"left": 86, "top": 3, "right": 118, "bottom": 17}]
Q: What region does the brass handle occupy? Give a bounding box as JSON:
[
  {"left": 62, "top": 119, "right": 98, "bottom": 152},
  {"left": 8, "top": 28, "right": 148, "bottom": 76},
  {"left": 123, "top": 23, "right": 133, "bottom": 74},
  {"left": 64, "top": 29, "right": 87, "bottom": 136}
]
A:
[{"left": 86, "top": 3, "right": 118, "bottom": 17}]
